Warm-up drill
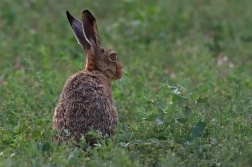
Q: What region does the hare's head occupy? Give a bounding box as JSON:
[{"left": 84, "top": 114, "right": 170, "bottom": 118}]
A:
[{"left": 66, "top": 10, "right": 124, "bottom": 80}]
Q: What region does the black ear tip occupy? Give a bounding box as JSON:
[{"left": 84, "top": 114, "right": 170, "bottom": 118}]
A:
[
  {"left": 82, "top": 10, "right": 91, "bottom": 15},
  {"left": 66, "top": 10, "right": 71, "bottom": 18},
  {"left": 82, "top": 10, "right": 95, "bottom": 21},
  {"left": 66, "top": 10, "right": 74, "bottom": 23}
]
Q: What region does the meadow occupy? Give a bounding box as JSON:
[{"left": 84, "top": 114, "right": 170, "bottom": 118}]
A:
[{"left": 0, "top": 0, "right": 252, "bottom": 166}]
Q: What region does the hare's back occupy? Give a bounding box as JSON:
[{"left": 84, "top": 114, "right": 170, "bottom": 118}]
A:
[
  {"left": 63, "top": 71, "right": 109, "bottom": 109},
  {"left": 60, "top": 71, "right": 116, "bottom": 136}
]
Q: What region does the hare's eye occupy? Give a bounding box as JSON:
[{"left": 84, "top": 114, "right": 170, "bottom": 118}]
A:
[{"left": 110, "top": 54, "right": 117, "bottom": 61}]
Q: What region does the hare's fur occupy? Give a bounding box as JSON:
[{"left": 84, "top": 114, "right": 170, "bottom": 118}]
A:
[{"left": 53, "top": 10, "right": 123, "bottom": 143}]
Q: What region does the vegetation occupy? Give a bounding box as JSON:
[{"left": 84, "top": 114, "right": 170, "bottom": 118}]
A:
[{"left": 1, "top": 0, "right": 252, "bottom": 166}]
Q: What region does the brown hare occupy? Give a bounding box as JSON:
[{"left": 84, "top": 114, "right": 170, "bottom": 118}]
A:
[{"left": 53, "top": 10, "right": 124, "bottom": 144}]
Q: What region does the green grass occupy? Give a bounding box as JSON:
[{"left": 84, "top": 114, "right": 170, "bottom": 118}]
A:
[{"left": 1, "top": 0, "right": 252, "bottom": 166}]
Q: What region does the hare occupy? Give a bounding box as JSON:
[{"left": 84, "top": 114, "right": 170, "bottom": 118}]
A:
[{"left": 53, "top": 10, "right": 124, "bottom": 144}]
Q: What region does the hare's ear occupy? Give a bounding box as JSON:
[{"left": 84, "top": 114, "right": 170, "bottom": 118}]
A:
[
  {"left": 82, "top": 10, "right": 100, "bottom": 48},
  {"left": 66, "top": 11, "right": 90, "bottom": 54}
]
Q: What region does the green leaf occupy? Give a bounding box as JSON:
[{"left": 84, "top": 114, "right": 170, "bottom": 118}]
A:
[
  {"left": 169, "top": 86, "right": 181, "bottom": 95},
  {"left": 155, "top": 117, "right": 164, "bottom": 125},
  {"left": 157, "top": 135, "right": 167, "bottom": 140},
  {"left": 190, "top": 93, "right": 198, "bottom": 101},
  {"left": 190, "top": 121, "right": 206, "bottom": 138},
  {"left": 4, "top": 158, "right": 12, "bottom": 167},
  {"left": 174, "top": 117, "right": 188, "bottom": 123},
  {"left": 143, "top": 113, "right": 158, "bottom": 121},
  {"left": 169, "top": 86, "right": 178, "bottom": 92},
  {"left": 172, "top": 94, "right": 182, "bottom": 102},
  {"left": 184, "top": 106, "right": 191, "bottom": 117},
  {"left": 156, "top": 102, "right": 166, "bottom": 113},
  {"left": 42, "top": 142, "right": 50, "bottom": 152},
  {"left": 67, "top": 148, "right": 79, "bottom": 167},
  {"left": 197, "top": 97, "right": 208, "bottom": 103},
  {"left": 179, "top": 78, "right": 192, "bottom": 89},
  {"left": 144, "top": 98, "right": 155, "bottom": 104},
  {"left": 133, "top": 140, "right": 143, "bottom": 145},
  {"left": 182, "top": 135, "right": 194, "bottom": 147},
  {"left": 32, "top": 130, "right": 41, "bottom": 138},
  {"left": 3, "top": 147, "right": 13, "bottom": 155},
  {"left": 167, "top": 101, "right": 178, "bottom": 112},
  {"left": 120, "top": 142, "right": 130, "bottom": 148}
]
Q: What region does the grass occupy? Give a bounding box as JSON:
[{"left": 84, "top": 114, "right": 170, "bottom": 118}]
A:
[{"left": 1, "top": 0, "right": 252, "bottom": 166}]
